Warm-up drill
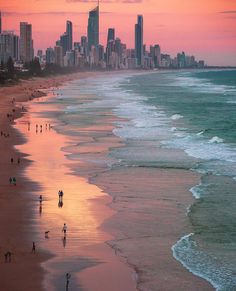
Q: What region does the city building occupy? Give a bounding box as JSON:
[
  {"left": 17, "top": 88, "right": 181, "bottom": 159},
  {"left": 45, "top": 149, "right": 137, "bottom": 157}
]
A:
[
  {"left": 107, "top": 28, "right": 115, "bottom": 44},
  {"left": 0, "top": 31, "right": 19, "bottom": 63},
  {"left": 60, "top": 33, "right": 69, "bottom": 56},
  {"left": 20, "top": 22, "right": 34, "bottom": 63},
  {"left": 46, "top": 47, "right": 55, "bottom": 64},
  {"left": 135, "top": 15, "right": 143, "bottom": 67},
  {"left": 54, "top": 45, "right": 63, "bottom": 67},
  {"left": 150, "top": 44, "right": 161, "bottom": 68},
  {"left": 66, "top": 21, "right": 73, "bottom": 51},
  {"left": 87, "top": 6, "right": 99, "bottom": 51}
]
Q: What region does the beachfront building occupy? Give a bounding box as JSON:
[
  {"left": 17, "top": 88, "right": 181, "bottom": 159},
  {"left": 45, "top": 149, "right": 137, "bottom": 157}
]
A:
[
  {"left": 87, "top": 6, "right": 99, "bottom": 51},
  {"left": 46, "top": 47, "right": 55, "bottom": 64},
  {"left": 0, "top": 31, "right": 19, "bottom": 63},
  {"left": 135, "top": 15, "right": 144, "bottom": 67},
  {"left": 20, "top": 22, "right": 34, "bottom": 63},
  {"left": 54, "top": 45, "right": 63, "bottom": 67},
  {"left": 150, "top": 44, "right": 161, "bottom": 68}
]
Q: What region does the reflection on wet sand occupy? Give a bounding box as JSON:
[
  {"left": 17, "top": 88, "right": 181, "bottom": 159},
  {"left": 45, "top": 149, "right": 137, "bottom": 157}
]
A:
[{"left": 15, "top": 93, "right": 137, "bottom": 291}]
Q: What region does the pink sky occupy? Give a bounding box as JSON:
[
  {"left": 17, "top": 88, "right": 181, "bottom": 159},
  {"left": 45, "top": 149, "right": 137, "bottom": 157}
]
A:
[{"left": 1, "top": 0, "right": 236, "bottom": 65}]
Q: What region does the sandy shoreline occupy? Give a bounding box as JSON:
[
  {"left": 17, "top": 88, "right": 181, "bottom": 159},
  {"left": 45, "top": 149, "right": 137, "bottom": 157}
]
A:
[
  {"left": 0, "top": 72, "right": 93, "bottom": 291},
  {"left": 0, "top": 72, "right": 214, "bottom": 290}
]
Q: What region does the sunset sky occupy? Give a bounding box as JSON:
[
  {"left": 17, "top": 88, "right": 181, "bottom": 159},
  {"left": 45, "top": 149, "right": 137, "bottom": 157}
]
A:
[{"left": 1, "top": 0, "right": 236, "bottom": 65}]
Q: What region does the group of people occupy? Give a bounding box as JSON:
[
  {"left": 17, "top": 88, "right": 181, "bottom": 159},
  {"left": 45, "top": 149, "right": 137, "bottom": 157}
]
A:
[
  {"left": 1, "top": 131, "right": 10, "bottom": 138},
  {"left": 27, "top": 122, "right": 51, "bottom": 133},
  {"left": 9, "top": 177, "right": 16, "bottom": 185}
]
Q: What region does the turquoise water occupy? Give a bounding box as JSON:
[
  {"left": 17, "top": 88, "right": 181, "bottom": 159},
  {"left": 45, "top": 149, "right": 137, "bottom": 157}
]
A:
[{"left": 118, "top": 70, "right": 236, "bottom": 291}]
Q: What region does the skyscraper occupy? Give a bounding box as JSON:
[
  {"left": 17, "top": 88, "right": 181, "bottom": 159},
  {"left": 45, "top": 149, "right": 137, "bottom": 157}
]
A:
[
  {"left": 66, "top": 21, "right": 73, "bottom": 51},
  {"left": 87, "top": 6, "right": 99, "bottom": 51},
  {"left": 20, "top": 22, "right": 34, "bottom": 63},
  {"left": 135, "top": 15, "right": 143, "bottom": 67},
  {"left": 60, "top": 33, "right": 68, "bottom": 56},
  {"left": 0, "top": 32, "right": 19, "bottom": 63},
  {"left": 107, "top": 28, "right": 115, "bottom": 44},
  {"left": 0, "top": 11, "right": 2, "bottom": 34}
]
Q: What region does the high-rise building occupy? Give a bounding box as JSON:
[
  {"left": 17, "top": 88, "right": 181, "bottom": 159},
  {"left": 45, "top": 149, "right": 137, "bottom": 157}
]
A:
[
  {"left": 80, "top": 36, "right": 88, "bottom": 58},
  {"left": 107, "top": 28, "right": 115, "bottom": 44},
  {"left": 46, "top": 47, "right": 55, "bottom": 64},
  {"left": 60, "top": 33, "right": 68, "bottom": 56},
  {"left": 0, "top": 31, "right": 19, "bottom": 63},
  {"left": 135, "top": 15, "right": 143, "bottom": 67},
  {"left": 0, "top": 11, "right": 2, "bottom": 34},
  {"left": 13, "top": 34, "right": 19, "bottom": 61},
  {"left": 54, "top": 45, "right": 63, "bottom": 67},
  {"left": 66, "top": 21, "right": 73, "bottom": 51},
  {"left": 20, "top": 22, "right": 34, "bottom": 63},
  {"left": 87, "top": 6, "right": 99, "bottom": 51},
  {"left": 150, "top": 44, "right": 161, "bottom": 68}
]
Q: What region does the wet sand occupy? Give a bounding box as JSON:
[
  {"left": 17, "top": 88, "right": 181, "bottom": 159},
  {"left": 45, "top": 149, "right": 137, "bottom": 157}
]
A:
[{"left": 14, "top": 89, "right": 137, "bottom": 290}]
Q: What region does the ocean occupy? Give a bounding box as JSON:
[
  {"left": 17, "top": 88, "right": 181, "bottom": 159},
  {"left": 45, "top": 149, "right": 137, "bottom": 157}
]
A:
[
  {"left": 115, "top": 69, "right": 236, "bottom": 291},
  {"left": 31, "top": 69, "right": 236, "bottom": 290}
]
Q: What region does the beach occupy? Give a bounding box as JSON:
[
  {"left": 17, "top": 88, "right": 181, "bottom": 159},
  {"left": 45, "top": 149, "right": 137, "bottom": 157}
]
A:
[{"left": 0, "top": 71, "right": 217, "bottom": 290}]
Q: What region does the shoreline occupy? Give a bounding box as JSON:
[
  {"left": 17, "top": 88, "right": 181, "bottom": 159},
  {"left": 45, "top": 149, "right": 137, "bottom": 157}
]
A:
[
  {"left": 0, "top": 72, "right": 97, "bottom": 290},
  {"left": 1, "top": 71, "right": 214, "bottom": 290},
  {"left": 53, "top": 74, "right": 214, "bottom": 290}
]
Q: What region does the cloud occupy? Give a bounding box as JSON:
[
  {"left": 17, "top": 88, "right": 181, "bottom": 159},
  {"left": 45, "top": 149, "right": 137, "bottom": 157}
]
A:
[{"left": 219, "top": 10, "right": 236, "bottom": 14}]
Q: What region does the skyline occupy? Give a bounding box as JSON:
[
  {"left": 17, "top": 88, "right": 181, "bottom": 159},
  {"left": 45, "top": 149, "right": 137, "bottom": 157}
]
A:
[{"left": 1, "top": 0, "right": 236, "bottom": 66}]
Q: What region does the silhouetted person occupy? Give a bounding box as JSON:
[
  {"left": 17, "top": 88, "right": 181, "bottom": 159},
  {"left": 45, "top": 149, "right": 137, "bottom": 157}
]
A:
[
  {"left": 45, "top": 231, "right": 50, "bottom": 239},
  {"left": 66, "top": 273, "right": 71, "bottom": 291},
  {"left": 11, "top": 158, "right": 14, "bottom": 164},
  {"left": 4, "top": 252, "right": 12, "bottom": 263},
  {"left": 12, "top": 177, "right": 16, "bottom": 186},
  {"left": 32, "top": 242, "right": 36, "bottom": 253},
  {"left": 17, "top": 158, "right": 20, "bottom": 164},
  {"left": 39, "top": 195, "right": 43, "bottom": 203}
]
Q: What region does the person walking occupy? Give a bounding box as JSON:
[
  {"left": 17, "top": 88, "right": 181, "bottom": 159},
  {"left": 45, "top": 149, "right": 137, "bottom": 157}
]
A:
[
  {"left": 32, "top": 242, "right": 36, "bottom": 253},
  {"left": 66, "top": 273, "right": 71, "bottom": 291},
  {"left": 12, "top": 177, "right": 16, "bottom": 186}
]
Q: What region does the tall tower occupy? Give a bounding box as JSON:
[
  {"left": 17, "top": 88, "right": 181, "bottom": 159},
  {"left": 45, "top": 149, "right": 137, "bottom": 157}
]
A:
[
  {"left": 66, "top": 20, "right": 73, "bottom": 51},
  {"left": 107, "top": 28, "right": 115, "bottom": 44},
  {"left": 20, "top": 22, "right": 34, "bottom": 63},
  {"left": 135, "top": 15, "right": 143, "bottom": 67},
  {"left": 87, "top": 5, "right": 99, "bottom": 51},
  {"left": 0, "top": 11, "right": 2, "bottom": 34}
]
